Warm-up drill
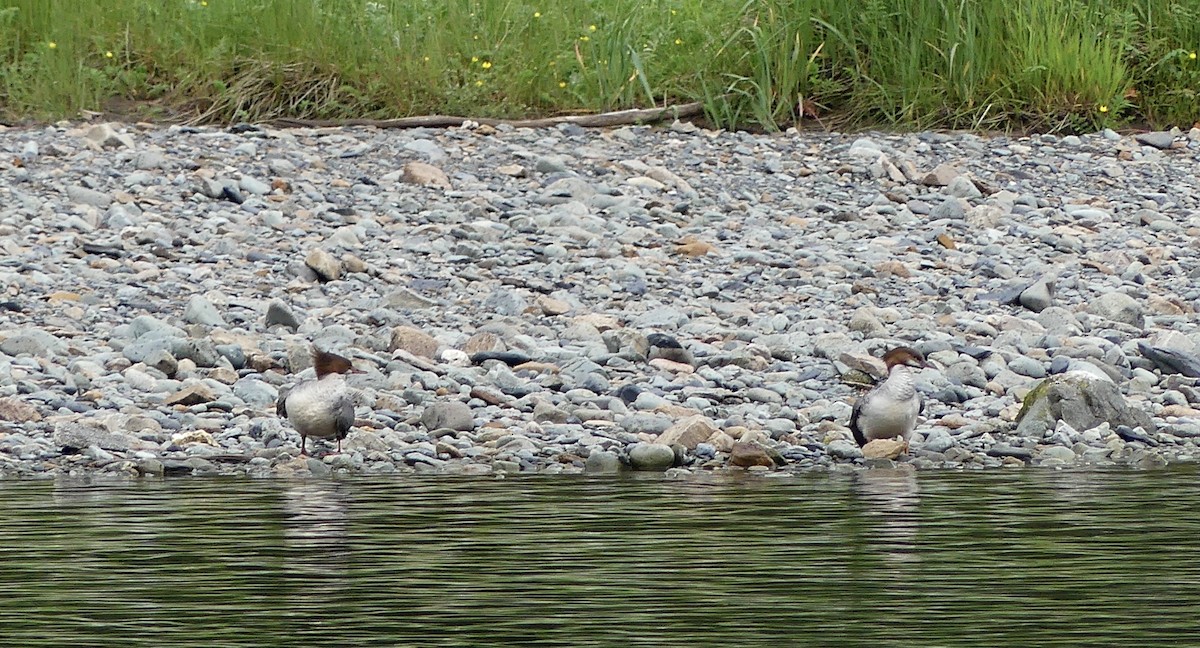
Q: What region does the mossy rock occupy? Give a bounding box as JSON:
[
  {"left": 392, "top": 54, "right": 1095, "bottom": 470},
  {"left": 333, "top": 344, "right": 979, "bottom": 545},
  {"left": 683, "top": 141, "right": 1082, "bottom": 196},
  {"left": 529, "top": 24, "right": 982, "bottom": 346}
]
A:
[{"left": 1015, "top": 371, "right": 1154, "bottom": 437}]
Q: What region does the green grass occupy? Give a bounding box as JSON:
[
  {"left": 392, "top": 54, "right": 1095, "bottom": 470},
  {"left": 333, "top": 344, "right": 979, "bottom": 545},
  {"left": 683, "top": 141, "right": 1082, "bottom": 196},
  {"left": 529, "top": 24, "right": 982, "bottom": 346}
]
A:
[{"left": 0, "top": 0, "right": 1198, "bottom": 132}]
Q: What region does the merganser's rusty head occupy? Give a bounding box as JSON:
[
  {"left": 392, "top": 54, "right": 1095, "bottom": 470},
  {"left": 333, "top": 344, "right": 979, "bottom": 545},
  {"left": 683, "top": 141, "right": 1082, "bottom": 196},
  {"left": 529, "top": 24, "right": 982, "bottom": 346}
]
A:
[
  {"left": 881, "top": 346, "right": 931, "bottom": 371},
  {"left": 312, "top": 348, "right": 359, "bottom": 378}
]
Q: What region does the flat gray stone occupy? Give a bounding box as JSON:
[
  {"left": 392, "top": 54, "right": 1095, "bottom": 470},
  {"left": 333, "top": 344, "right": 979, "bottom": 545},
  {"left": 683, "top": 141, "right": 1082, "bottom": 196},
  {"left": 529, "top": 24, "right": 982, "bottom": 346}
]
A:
[
  {"left": 232, "top": 378, "right": 279, "bottom": 408},
  {"left": 1134, "top": 131, "right": 1174, "bottom": 150},
  {"left": 421, "top": 401, "right": 475, "bottom": 432},
  {"left": 53, "top": 422, "right": 135, "bottom": 452},
  {"left": 1008, "top": 356, "right": 1046, "bottom": 378},
  {"left": 65, "top": 185, "right": 113, "bottom": 208},
  {"left": 183, "top": 295, "right": 227, "bottom": 327},
  {"left": 827, "top": 439, "right": 863, "bottom": 460},
  {"left": 239, "top": 176, "right": 272, "bottom": 195}
]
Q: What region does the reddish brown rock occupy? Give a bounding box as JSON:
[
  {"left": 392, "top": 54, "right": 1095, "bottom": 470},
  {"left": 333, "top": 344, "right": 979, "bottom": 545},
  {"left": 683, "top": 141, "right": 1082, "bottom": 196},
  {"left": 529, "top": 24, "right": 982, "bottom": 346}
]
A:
[
  {"left": 730, "top": 442, "right": 774, "bottom": 468},
  {"left": 390, "top": 326, "right": 438, "bottom": 358},
  {"left": 0, "top": 397, "right": 41, "bottom": 423}
]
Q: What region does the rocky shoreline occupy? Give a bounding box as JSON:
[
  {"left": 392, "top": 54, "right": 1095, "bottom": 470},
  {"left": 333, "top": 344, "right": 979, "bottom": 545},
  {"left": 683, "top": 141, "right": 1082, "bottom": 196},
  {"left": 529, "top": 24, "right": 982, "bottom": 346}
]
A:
[{"left": 2, "top": 120, "right": 1199, "bottom": 478}]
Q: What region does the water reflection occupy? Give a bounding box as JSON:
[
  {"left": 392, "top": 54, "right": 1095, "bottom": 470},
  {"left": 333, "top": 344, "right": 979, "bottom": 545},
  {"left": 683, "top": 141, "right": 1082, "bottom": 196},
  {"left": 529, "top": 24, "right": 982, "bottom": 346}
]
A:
[
  {"left": 0, "top": 468, "right": 1197, "bottom": 646},
  {"left": 854, "top": 467, "right": 920, "bottom": 566}
]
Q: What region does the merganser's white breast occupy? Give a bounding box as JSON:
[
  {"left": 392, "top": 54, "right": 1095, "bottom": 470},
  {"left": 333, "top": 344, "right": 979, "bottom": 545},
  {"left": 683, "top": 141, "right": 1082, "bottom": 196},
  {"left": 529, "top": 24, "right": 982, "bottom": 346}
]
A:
[
  {"left": 854, "top": 366, "right": 920, "bottom": 440},
  {"left": 850, "top": 351, "right": 928, "bottom": 446},
  {"left": 284, "top": 374, "right": 353, "bottom": 440}
]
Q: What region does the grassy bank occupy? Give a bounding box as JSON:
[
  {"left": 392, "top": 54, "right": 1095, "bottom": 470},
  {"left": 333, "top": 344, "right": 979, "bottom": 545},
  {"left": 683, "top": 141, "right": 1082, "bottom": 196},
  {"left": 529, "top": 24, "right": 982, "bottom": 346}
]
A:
[{"left": 0, "top": 0, "right": 1197, "bottom": 132}]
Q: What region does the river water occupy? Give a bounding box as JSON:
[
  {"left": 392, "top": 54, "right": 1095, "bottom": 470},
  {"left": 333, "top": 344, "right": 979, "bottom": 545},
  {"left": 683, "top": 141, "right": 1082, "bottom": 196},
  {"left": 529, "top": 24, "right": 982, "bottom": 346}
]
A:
[{"left": 1, "top": 467, "right": 1196, "bottom": 646}]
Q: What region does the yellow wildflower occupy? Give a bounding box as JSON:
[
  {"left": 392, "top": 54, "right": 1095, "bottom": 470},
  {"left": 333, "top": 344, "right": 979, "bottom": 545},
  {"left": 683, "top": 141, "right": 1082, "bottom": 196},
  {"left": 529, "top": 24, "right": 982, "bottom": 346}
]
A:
[
  {"left": 200, "top": 0, "right": 207, "bottom": 5},
  {"left": 105, "top": 51, "right": 114, "bottom": 58},
  {"left": 534, "top": 11, "right": 541, "bottom": 18},
  {"left": 1190, "top": 51, "right": 1197, "bottom": 60},
  {"left": 1099, "top": 105, "right": 1109, "bottom": 113},
  {"left": 481, "top": 61, "right": 492, "bottom": 69},
  {"left": 47, "top": 41, "right": 57, "bottom": 49},
  {"left": 471, "top": 56, "right": 479, "bottom": 63},
  {"left": 580, "top": 35, "right": 589, "bottom": 42},
  {"left": 475, "top": 80, "right": 483, "bottom": 86},
  {"left": 559, "top": 81, "right": 567, "bottom": 88},
  {"left": 674, "top": 38, "right": 682, "bottom": 45},
  {"left": 589, "top": 24, "right": 597, "bottom": 31}
]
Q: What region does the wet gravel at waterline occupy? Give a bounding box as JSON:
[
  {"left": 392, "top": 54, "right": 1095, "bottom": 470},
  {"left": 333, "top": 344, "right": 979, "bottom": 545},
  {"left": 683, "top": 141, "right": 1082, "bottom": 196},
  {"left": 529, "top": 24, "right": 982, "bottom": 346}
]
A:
[{"left": 2, "top": 121, "right": 1200, "bottom": 478}]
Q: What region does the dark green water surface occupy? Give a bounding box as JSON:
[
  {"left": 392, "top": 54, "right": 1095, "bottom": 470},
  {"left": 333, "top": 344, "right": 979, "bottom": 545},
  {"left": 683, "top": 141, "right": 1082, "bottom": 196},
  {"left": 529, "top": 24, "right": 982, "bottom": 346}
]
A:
[{"left": 1, "top": 468, "right": 1197, "bottom": 647}]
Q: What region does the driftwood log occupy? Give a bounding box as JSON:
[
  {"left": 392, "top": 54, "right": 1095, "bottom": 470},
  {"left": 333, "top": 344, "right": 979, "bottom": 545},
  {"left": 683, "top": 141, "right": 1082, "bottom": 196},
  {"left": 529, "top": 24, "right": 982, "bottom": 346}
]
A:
[{"left": 268, "top": 101, "right": 704, "bottom": 130}]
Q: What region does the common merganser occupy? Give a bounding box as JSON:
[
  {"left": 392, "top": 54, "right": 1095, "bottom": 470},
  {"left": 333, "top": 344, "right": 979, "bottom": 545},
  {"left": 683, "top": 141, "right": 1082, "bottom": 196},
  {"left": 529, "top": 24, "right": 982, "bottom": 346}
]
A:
[
  {"left": 276, "top": 348, "right": 358, "bottom": 455},
  {"left": 849, "top": 346, "right": 931, "bottom": 449}
]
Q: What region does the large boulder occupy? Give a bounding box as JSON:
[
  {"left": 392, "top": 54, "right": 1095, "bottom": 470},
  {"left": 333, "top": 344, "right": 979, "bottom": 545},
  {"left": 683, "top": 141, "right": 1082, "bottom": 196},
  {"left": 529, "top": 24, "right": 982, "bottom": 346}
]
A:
[{"left": 1015, "top": 371, "right": 1154, "bottom": 437}]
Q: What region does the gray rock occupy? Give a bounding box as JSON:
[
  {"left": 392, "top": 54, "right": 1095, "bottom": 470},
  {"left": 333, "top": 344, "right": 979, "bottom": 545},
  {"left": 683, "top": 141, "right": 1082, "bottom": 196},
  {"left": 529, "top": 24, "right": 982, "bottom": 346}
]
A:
[
  {"left": 1015, "top": 371, "right": 1156, "bottom": 438},
  {"left": 65, "top": 185, "right": 113, "bottom": 208},
  {"left": 183, "top": 295, "right": 227, "bottom": 327},
  {"left": 628, "top": 442, "right": 676, "bottom": 471},
  {"left": 134, "top": 151, "right": 167, "bottom": 170},
  {"left": 619, "top": 413, "right": 674, "bottom": 435},
  {"left": 265, "top": 299, "right": 302, "bottom": 330},
  {"left": 1137, "top": 342, "right": 1200, "bottom": 377},
  {"left": 534, "top": 155, "right": 570, "bottom": 173},
  {"left": 746, "top": 387, "right": 783, "bottom": 404},
  {"left": 53, "top": 422, "right": 135, "bottom": 452},
  {"left": 946, "top": 175, "right": 982, "bottom": 199},
  {"left": 1134, "top": 131, "right": 1174, "bottom": 150},
  {"left": 421, "top": 401, "right": 474, "bottom": 432},
  {"left": 631, "top": 307, "right": 689, "bottom": 330},
  {"left": 196, "top": 178, "right": 225, "bottom": 199},
  {"left": 122, "top": 335, "right": 176, "bottom": 363},
  {"left": 0, "top": 328, "right": 66, "bottom": 357},
  {"left": 930, "top": 197, "right": 967, "bottom": 219},
  {"left": 145, "top": 348, "right": 179, "bottom": 376},
  {"left": 1018, "top": 278, "right": 1054, "bottom": 312},
  {"left": 304, "top": 248, "right": 342, "bottom": 282},
  {"left": 483, "top": 288, "right": 528, "bottom": 317},
  {"left": 238, "top": 176, "right": 272, "bottom": 195},
  {"left": 19, "top": 140, "right": 38, "bottom": 164},
  {"left": 172, "top": 339, "right": 223, "bottom": 368},
  {"left": 233, "top": 378, "right": 279, "bottom": 408},
  {"left": 920, "top": 429, "right": 954, "bottom": 453},
  {"left": 1087, "top": 292, "right": 1143, "bottom": 328},
  {"left": 385, "top": 287, "right": 438, "bottom": 309},
  {"left": 128, "top": 315, "right": 185, "bottom": 339},
  {"left": 827, "top": 439, "right": 863, "bottom": 460},
  {"left": 1008, "top": 356, "right": 1047, "bottom": 378},
  {"left": 404, "top": 138, "right": 447, "bottom": 161},
  {"left": 1038, "top": 445, "right": 1078, "bottom": 463},
  {"left": 584, "top": 450, "right": 623, "bottom": 474}
]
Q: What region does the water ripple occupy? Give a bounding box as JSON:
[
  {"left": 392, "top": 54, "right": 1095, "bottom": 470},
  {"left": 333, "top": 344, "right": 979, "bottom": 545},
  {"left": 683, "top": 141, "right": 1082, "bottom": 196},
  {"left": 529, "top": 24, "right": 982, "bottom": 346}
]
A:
[{"left": 0, "top": 468, "right": 1197, "bottom": 646}]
